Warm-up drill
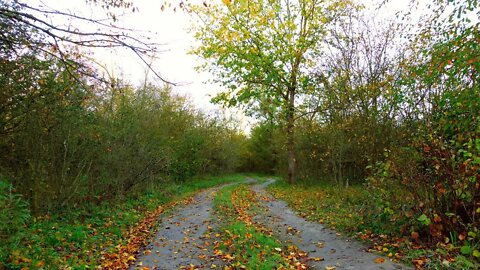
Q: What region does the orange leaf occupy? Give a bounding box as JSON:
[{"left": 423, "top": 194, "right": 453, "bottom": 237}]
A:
[
  {"left": 224, "top": 254, "right": 235, "bottom": 260},
  {"left": 411, "top": 231, "right": 419, "bottom": 240},
  {"left": 374, "top": 258, "right": 385, "bottom": 264}
]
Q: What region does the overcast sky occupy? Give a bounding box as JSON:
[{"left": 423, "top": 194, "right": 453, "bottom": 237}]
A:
[{"left": 33, "top": 0, "right": 416, "bottom": 131}]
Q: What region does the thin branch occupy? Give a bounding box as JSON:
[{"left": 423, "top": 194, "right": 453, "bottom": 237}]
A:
[{"left": 0, "top": 1, "right": 172, "bottom": 84}]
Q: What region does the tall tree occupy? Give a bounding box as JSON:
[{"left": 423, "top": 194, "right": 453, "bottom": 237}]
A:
[{"left": 191, "top": 0, "right": 356, "bottom": 183}]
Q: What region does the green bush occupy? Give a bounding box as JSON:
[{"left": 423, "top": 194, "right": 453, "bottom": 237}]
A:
[{"left": 0, "top": 180, "right": 30, "bottom": 264}]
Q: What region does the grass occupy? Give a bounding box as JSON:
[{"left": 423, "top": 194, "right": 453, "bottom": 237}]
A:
[
  {"left": 212, "top": 184, "right": 294, "bottom": 269},
  {"left": 1, "top": 174, "right": 247, "bottom": 270}
]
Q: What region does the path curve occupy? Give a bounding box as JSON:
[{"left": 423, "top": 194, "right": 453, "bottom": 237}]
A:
[{"left": 251, "top": 179, "right": 412, "bottom": 270}]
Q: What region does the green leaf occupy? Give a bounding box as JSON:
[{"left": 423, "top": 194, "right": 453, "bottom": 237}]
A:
[
  {"left": 417, "top": 214, "right": 431, "bottom": 226},
  {"left": 460, "top": 245, "right": 472, "bottom": 255},
  {"left": 473, "top": 250, "right": 480, "bottom": 258}
]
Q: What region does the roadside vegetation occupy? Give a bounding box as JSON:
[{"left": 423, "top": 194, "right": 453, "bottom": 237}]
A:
[
  {"left": 0, "top": 65, "right": 249, "bottom": 267},
  {"left": 269, "top": 180, "right": 479, "bottom": 269},
  {"left": 1, "top": 175, "right": 246, "bottom": 269}
]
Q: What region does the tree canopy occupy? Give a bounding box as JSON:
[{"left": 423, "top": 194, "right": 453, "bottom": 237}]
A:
[{"left": 191, "top": 0, "right": 359, "bottom": 183}]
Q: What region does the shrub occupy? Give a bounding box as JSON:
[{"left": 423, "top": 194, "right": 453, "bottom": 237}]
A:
[{"left": 0, "top": 180, "right": 30, "bottom": 264}]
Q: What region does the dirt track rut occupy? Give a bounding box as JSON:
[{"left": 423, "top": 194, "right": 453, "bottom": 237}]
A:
[
  {"left": 131, "top": 178, "right": 411, "bottom": 269},
  {"left": 251, "top": 179, "right": 411, "bottom": 270}
]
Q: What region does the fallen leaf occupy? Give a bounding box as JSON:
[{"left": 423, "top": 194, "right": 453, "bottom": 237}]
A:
[
  {"left": 411, "top": 231, "right": 419, "bottom": 240},
  {"left": 127, "top": 256, "right": 136, "bottom": 262},
  {"left": 374, "top": 257, "right": 385, "bottom": 264},
  {"left": 413, "top": 258, "right": 425, "bottom": 266},
  {"left": 224, "top": 254, "right": 235, "bottom": 260}
]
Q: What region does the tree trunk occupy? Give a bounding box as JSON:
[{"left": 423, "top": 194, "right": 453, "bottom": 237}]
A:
[{"left": 286, "top": 87, "right": 296, "bottom": 184}]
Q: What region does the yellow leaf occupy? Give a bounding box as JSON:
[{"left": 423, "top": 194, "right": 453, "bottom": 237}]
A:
[{"left": 127, "top": 256, "right": 136, "bottom": 262}]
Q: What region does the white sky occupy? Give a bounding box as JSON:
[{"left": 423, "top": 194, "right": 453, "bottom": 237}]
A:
[{"left": 32, "top": 0, "right": 416, "bottom": 132}]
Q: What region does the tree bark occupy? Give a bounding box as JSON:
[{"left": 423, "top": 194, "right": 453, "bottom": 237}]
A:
[{"left": 286, "top": 87, "right": 296, "bottom": 184}]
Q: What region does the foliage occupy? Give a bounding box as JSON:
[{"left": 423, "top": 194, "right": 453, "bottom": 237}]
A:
[
  {"left": 363, "top": 0, "right": 480, "bottom": 264},
  {"left": 0, "top": 60, "right": 246, "bottom": 213},
  {"left": 240, "top": 122, "right": 282, "bottom": 174},
  {"left": 191, "top": 0, "right": 359, "bottom": 183},
  {"left": 245, "top": 0, "right": 480, "bottom": 264},
  {"left": 367, "top": 88, "right": 480, "bottom": 262},
  {"left": 295, "top": 116, "right": 400, "bottom": 185},
  {"left": 0, "top": 179, "right": 30, "bottom": 265}
]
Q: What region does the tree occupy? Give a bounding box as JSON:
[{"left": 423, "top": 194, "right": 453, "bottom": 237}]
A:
[
  {"left": 191, "top": 0, "right": 356, "bottom": 183},
  {"left": 0, "top": 0, "right": 171, "bottom": 83}
]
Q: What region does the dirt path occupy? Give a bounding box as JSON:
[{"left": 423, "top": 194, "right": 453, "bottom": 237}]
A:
[
  {"left": 251, "top": 179, "right": 412, "bottom": 270},
  {"left": 131, "top": 178, "right": 411, "bottom": 269},
  {"left": 129, "top": 188, "right": 225, "bottom": 270}
]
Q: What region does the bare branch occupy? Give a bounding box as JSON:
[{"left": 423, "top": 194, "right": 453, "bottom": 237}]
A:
[{"left": 0, "top": 0, "right": 173, "bottom": 84}]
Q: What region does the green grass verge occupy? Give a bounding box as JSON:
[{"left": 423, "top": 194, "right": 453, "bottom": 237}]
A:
[
  {"left": 1, "top": 174, "right": 247, "bottom": 270},
  {"left": 213, "top": 184, "right": 290, "bottom": 269}
]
